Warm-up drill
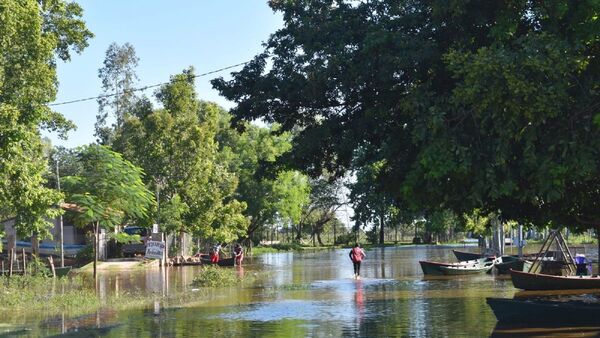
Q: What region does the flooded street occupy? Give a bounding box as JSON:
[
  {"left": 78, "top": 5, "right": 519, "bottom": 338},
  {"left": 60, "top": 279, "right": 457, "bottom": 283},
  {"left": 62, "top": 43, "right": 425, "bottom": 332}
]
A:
[{"left": 2, "top": 245, "right": 599, "bottom": 337}]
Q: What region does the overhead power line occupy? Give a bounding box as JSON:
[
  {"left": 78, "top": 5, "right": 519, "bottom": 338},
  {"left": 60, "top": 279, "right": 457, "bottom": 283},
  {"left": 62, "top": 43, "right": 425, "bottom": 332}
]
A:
[{"left": 48, "top": 61, "right": 250, "bottom": 107}]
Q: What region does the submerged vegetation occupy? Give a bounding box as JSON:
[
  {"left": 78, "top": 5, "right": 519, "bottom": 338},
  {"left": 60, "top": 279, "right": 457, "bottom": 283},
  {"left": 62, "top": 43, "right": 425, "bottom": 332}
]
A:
[
  {"left": 191, "top": 266, "right": 245, "bottom": 288},
  {"left": 0, "top": 275, "right": 152, "bottom": 315}
]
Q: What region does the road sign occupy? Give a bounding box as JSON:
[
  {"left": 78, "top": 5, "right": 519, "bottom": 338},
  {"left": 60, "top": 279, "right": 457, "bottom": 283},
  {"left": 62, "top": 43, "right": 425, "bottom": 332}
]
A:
[{"left": 145, "top": 240, "right": 165, "bottom": 259}]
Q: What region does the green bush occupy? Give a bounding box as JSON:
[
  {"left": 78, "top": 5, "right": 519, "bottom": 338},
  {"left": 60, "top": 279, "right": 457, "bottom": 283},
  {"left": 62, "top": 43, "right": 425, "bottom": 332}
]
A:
[
  {"left": 271, "top": 242, "right": 303, "bottom": 251},
  {"left": 191, "top": 266, "right": 240, "bottom": 287},
  {"left": 75, "top": 245, "right": 93, "bottom": 266},
  {"left": 335, "top": 233, "right": 355, "bottom": 246},
  {"left": 26, "top": 256, "right": 50, "bottom": 276}
]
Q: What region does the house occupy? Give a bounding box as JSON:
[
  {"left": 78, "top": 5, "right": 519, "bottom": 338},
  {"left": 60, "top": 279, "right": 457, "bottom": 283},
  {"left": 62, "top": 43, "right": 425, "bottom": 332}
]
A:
[{"left": 1, "top": 203, "right": 106, "bottom": 258}]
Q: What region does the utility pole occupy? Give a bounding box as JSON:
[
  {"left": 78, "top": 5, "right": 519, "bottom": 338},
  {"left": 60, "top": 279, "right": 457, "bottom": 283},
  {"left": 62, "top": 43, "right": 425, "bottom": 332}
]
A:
[{"left": 56, "top": 157, "right": 64, "bottom": 268}]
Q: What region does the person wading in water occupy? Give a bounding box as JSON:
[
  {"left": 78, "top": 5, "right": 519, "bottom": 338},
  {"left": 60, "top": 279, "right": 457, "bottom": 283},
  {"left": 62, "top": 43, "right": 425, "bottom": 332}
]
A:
[{"left": 349, "top": 243, "right": 366, "bottom": 279}]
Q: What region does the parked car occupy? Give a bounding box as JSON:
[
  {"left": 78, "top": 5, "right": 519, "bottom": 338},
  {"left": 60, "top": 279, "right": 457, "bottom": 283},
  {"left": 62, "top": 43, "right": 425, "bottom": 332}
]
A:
[{"left": 121, "top": 226, "right": 149, "bottom": 257}]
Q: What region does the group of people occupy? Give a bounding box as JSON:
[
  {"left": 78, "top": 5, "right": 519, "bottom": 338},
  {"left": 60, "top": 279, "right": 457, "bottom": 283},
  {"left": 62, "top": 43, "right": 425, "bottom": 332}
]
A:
[
  {"left": 209, "top": 243, "right": 244, "bottom": 266},
  {"left": 207, "top": 241, "right": 366, "bottom": 277}
]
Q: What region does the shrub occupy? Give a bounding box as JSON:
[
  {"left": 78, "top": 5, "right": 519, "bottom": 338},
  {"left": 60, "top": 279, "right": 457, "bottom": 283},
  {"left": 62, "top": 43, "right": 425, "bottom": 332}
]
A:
[
  {"left": 75, "top": 245, "right": 93, "bottom": 266},
  {"left": 270, "top": 242, "right": 303, "bottom": 251},
  {"left": 191, "top": 266, "right": 239, "bottom": 287}
]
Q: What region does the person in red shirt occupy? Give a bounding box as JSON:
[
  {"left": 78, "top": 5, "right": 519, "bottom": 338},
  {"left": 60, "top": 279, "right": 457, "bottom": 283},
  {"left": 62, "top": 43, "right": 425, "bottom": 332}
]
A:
[
  {"left": 349, "top": 243, "right": 366, "bottom": 279},
  {"left": 233, "top": 243, "right": 244, "bottom": 266}
]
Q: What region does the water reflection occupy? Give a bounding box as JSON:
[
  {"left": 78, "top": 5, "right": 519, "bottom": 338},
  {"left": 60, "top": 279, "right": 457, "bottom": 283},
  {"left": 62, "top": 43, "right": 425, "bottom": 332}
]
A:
[{"left": 2, "top": 245, "right": 599, "bottom": 337}]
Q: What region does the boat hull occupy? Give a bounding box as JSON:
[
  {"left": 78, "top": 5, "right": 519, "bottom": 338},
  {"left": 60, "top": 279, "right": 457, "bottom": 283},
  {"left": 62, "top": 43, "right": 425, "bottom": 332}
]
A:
[
  {"left": 487, "top": 297, "right": 600, "bottom": 323},
  {"left": 200, "top": 257, "right": 235, "bottom": 267},
  {"left": 510, "top": 269, "right": 600, "bottom": 290},
  {"left": 495, "top": 256, "right": 525, "bottom": 274},
  {"left": 420, "top": 258, "right": 492, "bottom": 275},
  {"left": 438, "top": 262, "right": 495, "bottom": 275},
  {"left": 452, "top": 250, "right": 483, "bottom": 261}
]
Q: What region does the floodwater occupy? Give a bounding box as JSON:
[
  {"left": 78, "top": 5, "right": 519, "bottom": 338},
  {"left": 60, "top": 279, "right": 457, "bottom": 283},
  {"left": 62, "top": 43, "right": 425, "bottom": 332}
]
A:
[{"left": 1, "top": 245, "right": 599, "bottom": 337}]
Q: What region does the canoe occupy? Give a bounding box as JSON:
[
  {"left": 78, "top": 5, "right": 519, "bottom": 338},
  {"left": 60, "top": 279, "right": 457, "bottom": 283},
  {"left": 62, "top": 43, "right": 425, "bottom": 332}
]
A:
[
  {"left": 510, "top": 269, "right": 600, "bottom": 290},
  {"left": 494, "top": 256, "right": 525, "bottom": 274},
  {"left": 438, "top": 259, "right": 496, "bottom": 275},
  {"left": 487, "top": 297, "right": 600, "bottom": 323},
  {"left": 200, "top": 257, "right": 235, "bottom": 267},
  {"left": 419, "top": 257, "right": 494, "bottom": 276},
  {"left": 452, "top": 250, "right": 483, "bottom": 261}
]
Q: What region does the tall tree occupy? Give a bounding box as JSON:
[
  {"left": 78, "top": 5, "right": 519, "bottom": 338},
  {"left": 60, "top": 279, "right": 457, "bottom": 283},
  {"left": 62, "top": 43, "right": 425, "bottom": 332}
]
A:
[
  {"left": 114, "top": 68, "right": 248, "bottom": 247},
  {"left": 299, "top": 176, "right": 344, "bottom": 245},
  {"left": 217, "top": 120, "right": 311, "bottom": 246},
  {"left": 0, "top": 0, "right": 92, "bottom": 240},
  {"left": 96, "top": 42, "right": 140, "bottom": 145},
  {"left": 213, "top": 0, "right": 600, "bottom": 235},
  {"left": 62, "top": 145, "right": 153, "bottom": 278}
]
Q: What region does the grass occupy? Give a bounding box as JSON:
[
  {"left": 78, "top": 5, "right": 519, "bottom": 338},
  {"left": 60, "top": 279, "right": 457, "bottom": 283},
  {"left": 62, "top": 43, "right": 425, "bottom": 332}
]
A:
[
  {"left": 0, "top": 275, "right": 155, "bottom": 316},
  {"left": 191, "top": 265, "right": 247, "bottom": 288}
]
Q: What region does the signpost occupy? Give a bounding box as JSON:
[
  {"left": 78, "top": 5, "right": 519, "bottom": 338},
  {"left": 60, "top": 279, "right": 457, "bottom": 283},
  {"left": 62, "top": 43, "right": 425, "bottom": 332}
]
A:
[{"left": 145, "top": 241, "right": 165, "bottom": 260}]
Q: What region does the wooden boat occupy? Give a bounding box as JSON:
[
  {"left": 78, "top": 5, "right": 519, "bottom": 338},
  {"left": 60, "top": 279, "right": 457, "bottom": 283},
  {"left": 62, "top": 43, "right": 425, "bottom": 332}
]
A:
[
  {"left": 494, "top": 256, "right": 525, "bottom": 274},
  {"left": 511, "top": 269, "right": 600, "bottom": 290},
  {"left": 419, "top": 257, "right": 493, "bottom": 275},
  {"left": 438, "top": 259, "right": 496, "bottom": 275},
  {"left": 452, "top": 249, "right": 483, "bottom": 261},
  {"left": 200, "top": 257, "right": 235, "bottom": 267},
  {"left": 487, "top": 297, "right": 600, "bottom": 323}
]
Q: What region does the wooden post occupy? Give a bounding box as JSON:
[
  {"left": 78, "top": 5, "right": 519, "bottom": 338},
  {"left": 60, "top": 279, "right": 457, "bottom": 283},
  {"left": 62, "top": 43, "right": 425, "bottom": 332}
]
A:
[
  {"left": 597, "top": 225, "right": 600, "bottom": 274},
  {"left": 48, "top": 256, "right": 56, "bottom": 278},
  {"left": 22, "top": 249, "right": 26, "bottom": 275},
  {"left": 9, "top": 249, "right": 13, "bottom": 277}
]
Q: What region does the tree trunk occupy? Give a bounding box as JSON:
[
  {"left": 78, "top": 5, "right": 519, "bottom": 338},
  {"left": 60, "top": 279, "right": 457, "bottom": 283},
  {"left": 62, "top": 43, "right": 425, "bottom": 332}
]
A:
[
  {"left": 333, "top": 221, "right": 337, "bottom": 246},
  {"left": 31, "top": 233, "right": 40, "bottom": 257},
  {"left": 597, "top": 225, "right": 600, "bottom": 273},
  {"left": 379, "top": 214, "right": 385, "bottom": 245},
  {"left": 316, "top": 231, "right": 324, "bottom": 246},
  {"left": 93, "top": 222, "right": 98, "bottom": 281}
]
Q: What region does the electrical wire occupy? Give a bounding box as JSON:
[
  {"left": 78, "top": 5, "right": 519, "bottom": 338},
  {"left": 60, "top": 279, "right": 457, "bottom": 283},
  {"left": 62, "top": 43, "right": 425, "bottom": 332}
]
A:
[{"left": 48, "top": 61, "right": 249, "bottom": 107}]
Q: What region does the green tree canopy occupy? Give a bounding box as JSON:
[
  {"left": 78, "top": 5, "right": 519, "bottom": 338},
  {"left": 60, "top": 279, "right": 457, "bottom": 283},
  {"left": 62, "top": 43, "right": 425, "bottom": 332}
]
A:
[
  {"left": 62, "top": 145, "right": 153, "bottom": 229},
  {"left": 114, "top": 68, "right": 248, "bottom": 243},
  {"left": 0, "top": 0, "right": 92, "bottom": 238},
  {"left": 213, "top": 0, "right": 600, "bottom": 230}
]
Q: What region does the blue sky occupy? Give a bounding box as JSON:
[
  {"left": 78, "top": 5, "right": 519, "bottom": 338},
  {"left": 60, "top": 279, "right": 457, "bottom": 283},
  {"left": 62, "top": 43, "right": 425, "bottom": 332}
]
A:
[{"left": 47, "top": 1, "right": 282, "bottom": 148}]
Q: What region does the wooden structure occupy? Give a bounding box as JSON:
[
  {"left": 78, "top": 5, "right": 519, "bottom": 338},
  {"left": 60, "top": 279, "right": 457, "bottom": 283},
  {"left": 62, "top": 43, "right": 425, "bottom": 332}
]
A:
[{"left": 526, "top": 230, "right": 576, "bottom": 275}]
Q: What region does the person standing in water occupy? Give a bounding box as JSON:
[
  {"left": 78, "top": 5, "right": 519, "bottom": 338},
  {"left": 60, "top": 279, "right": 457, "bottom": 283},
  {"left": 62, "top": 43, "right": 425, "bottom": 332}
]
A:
[
  {"left": 349, "top": 243, "right": 366, "bottom": 279},
  {"left": 233, "top": 243, "right": 244, "bottom": 266}
]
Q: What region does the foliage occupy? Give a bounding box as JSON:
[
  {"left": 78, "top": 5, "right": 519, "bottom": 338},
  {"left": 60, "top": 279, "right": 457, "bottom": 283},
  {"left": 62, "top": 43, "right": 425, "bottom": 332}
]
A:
[
  {"left": 0, "top": 275, "right": 152, "bottom": 315},
  {"left": 218, "top": 121, "right": 311, "bottom": 243},
  {"left": 75, "top": 245, "right": 93, "bottom": 266},
  {"left": 44, "top": 146, "right": 84, "bottom": 189},
  {"left": 424, "top": 210, "right": 460, "bottom": 243},
  {"left": 96, "top": 42, "right": 140, "bottom": 144},
  {"left": 25, "top": 255, "right": 50, "bottom": 276},
  {"left": 62, "top": 145, "right": 153, "bottom": 230},
  {"left": 110, "top": 232, "right": 141, "bottom": 244},
  {"left": 0, "top": 0, "right": 91, "bottom": 239},
  {"left": 213, "top": 0, "right": 600, "bottom": 232},
  {"left": 463, "top": 209, "right": 490, "bottom": 236},
  {"left": 297, "top": 176, "right": 344, "bottom": 245},
  {"left": 113, "top": 69, "right": 248, "bottom": 243},
  {"left": 191, "top": 265, "right": 241, "bottom": 287}
]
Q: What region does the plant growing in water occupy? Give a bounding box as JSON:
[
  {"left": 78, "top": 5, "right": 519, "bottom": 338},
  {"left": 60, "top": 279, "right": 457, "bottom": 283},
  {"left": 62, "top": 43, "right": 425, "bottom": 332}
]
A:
[{"left": 191, "top": 266, "right": 241, "bottom": 288}]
